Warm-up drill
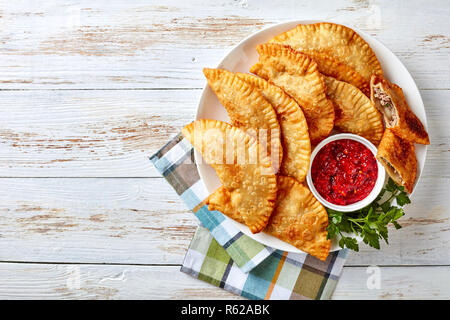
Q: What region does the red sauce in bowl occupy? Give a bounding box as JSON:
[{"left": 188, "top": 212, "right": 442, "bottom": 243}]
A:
[{"left": 311, "top": 139, "right": 378, "bottom": 206}]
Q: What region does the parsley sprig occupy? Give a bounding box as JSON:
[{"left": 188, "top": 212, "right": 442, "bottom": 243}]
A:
[{"left": 326, "top": 178, "right": 411, "bottom": 251}]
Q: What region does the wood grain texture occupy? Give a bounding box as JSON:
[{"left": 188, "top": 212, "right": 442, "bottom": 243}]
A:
[
  {"left": 0, "top": 89, "right": 200, "bottom": 177},
  {"left": 0, "top": 89, "right": 447, "bottom": 177},
  {"left": 0, "top": 178, "right": 197, "bottom": 265},
  {"left": 0, "top": 0, "right": 448, "bottom": 299},
  {"left": 0, "top": 177, "right": 448, "bottom": 266},
  {"left": 0, "top": 263, "right": 448, "bottom": 299},
  {"left": 0, "top": 0, "right": 448, "bottom": 89}
]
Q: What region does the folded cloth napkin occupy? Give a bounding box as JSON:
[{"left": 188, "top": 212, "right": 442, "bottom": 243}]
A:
[
  {"left": 182, "top": 225, "right": 348, "bottom": 300},
  {"left": 150, "top": 132, "right": 349, "bottom": 299}
]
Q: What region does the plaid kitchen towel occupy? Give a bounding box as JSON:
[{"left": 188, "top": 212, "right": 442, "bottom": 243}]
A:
[
  {"left": 181, "top": 226, "right": 348, "bottom": 300},
  {"left": 150, "top": 132, "right": 349, "bottom": 298}
]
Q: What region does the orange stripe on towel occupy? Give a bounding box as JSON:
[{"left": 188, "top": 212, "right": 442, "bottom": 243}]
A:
[{"left": 264, "top": 251, "right": 288, "bottom": 299}]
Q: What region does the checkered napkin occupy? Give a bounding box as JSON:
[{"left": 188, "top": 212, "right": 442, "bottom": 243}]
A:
[
  {"left": 182, "top": 226, "right": 348, "bottom": 299},
  {"left": 150, "top": 133, "right": 349, "bottom": 299}
]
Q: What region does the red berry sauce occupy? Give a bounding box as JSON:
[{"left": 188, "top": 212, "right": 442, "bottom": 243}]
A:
[{"left": 311, "top": 139, "right": 378, "bottom": 206}]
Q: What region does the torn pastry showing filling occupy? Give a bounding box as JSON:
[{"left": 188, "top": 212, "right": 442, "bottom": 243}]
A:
[
  {"left": 379, "top": 156, "right": 402, "bottom": 183},
  {"left": 373, "top": 86, "right": 398, "bottom": 127}
]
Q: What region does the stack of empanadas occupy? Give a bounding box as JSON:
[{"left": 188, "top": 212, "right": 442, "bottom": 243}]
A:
[
  {"left": 250, "top": 43, "right": 335, "bottom": 145},
  {"left": 269, "top": 22, "right": 384, "bottom": 96},
  {"left": 183, "top": 22, "right": 429, "bottom": 261},
  {"left": 186, "top": 63, "right": 331, "bottom": 260}
]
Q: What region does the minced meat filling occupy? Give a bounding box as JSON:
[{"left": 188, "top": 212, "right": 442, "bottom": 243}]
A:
[
  {"left": 379, "top": 156, "right": 403, "bottom": 185},
  {"left": 373, "top": 86, "right": 397, "bottom": 126}
]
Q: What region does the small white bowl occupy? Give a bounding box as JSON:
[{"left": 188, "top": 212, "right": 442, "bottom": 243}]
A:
[{"left": 306, "top": 133, "right": 386, "bottom": 212}]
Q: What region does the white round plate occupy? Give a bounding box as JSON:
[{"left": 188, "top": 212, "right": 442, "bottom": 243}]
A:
[{"left": 195, "top": 20, "right": 428, "bottom": 253}]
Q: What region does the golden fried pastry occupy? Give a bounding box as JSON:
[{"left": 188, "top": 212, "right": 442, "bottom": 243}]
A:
[
  {"left": 269, "top": 22, "right": 383, "bottom": 95},
  {"left": 207, "top": 186, "right": 245, "bottom": 224},
  {"left": 207, "top": 175, "right": 331, "bottom": 260},
  {"left": 250, "top": 44, "right": 334, "bottom": 144},
  {"left": 371, "top": 75, "right": 430, "bottom": 145},
  {"left": 236, "top": 73, "right": 311, "bottom": 182},
  {"left": 203, "top": 68, "right": 282, "bottom": 172},
  {"left": 265, "top": 176, "right": 331, "bottom": 261},
  {"left": 182, "top": 119, "right": 277, "bottom": 233},
  {"left": 324, "top": 76, "right": 384, "bottom": 145},
  {"left": 376, "top": 129, "right": 417, "bottom": 193}
]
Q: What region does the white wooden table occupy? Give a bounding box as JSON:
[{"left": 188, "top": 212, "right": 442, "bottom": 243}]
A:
[{"left": 0, "top": 0, "right": 448, "bottom": 299}]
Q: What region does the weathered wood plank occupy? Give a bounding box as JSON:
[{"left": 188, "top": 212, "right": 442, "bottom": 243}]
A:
[
  {"left": 0, "top": 178, "right": 198, "bottom": 265},
  {"left": 0, "top": 0, "right": 448, "bottom": 89},
  {"left": 0, "top": 89, "right": 447, "bottom": 177},
  {"left": 0, "top": 263, "right": 447, "bottom": 299},
  {"left": 335, "top": 266, "right": 450, "bottom": 299},
  {"left": 0, "top": 263, "right": 240, "bottom": 300},
  {"left": 0, "top": 89, "right": 200, "bottom": 177},
  {"left": 0, "top": 177, "right": 448, "bottom": 266}
]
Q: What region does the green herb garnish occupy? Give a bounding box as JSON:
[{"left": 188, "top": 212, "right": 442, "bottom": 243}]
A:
[{"left": 326, "top": 177, "right": 410, "bottom": 251}]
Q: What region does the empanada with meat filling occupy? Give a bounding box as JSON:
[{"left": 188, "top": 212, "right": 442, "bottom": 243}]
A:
[
  {"left": 376, "top": 129, "right": 417, "bottom": 193},
  {"left": 371, "top": 75, "right": 430, "bottom": 145}
]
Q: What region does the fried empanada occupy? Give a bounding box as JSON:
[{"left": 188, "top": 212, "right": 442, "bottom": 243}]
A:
[
  {"left": 182, "top": 119, "right": 277, "bottom": 233},
  {"left": 250, "top": 44, "right": 334, "bottom": 144},
  {"left": 207, "top": 176, "right": 331, "bottom": 260},
  {"left": 269, "top": 22, "right": 383, "bottom": 95},
  {"left": 203, "top": 68, "right": 282, "bottom": 171},
  {"left": 376, "top": 129, "right": 417, "bottom": 193},
  {"left": 265, "top": 176, "right": 331, "bottom": 261},
  {"left": 236, "top": 73, "right": 311, "bottom": 182},
  {"left": 207, "top": 186, "right": 245, "bottom": 224},
  {"left": 324, "top": 76, "right": 384, "bottom": 145},
  {"left": 371, "top": 75, "right": 430, "bottom": 145}
]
